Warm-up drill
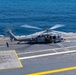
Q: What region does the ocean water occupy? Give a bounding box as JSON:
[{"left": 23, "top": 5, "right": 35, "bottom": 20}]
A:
[{"left": 0, "top": 0, "right": 76, "bottom": 36}]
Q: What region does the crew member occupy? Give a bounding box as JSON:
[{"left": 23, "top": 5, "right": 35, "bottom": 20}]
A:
[{"left": 6, "top": 42, "right": 9, "bottom": 47}]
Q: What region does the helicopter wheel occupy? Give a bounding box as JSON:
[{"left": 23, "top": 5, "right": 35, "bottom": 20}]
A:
[{"left": 17, "top": 42, "right": 20, "bottom": 44}]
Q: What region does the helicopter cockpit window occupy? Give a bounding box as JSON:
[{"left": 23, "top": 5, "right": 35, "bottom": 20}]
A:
[
  {"left": 53, "top": 36, "right": 56, "bottom": 39},
  {"left": 45, "top": 35, "right": 50, "bottom": 42},
  {"left": 50, "top": 36, "right": 52, "bottom": 39},
  {"left": 58, "top": 35, "right": 60, "bottom": 39}
]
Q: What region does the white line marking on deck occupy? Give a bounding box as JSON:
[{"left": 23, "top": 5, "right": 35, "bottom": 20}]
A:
[
  {"left": 18, "top": 46, "right": 76, "bottom": 55},
  {"left": 52, "top": 49, "right": 58, "bottom": 53},
  {"left": 19, "top": 50, "right": 76, "bottom": 60},
  {"left": 18, "top": 48, "right": 60, "bottom": 55},
  {"left": 57, "top": 43, "right": 69, "bottom": 51}
]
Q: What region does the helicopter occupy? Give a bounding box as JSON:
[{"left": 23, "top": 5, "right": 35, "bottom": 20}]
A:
[{"left": 7, "top": 24, "right": 65, "bottom": 44}]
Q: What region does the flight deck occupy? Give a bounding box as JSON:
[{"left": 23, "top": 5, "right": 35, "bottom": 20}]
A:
[{"left": 0, "top": 33, "right": 76, "bottom": 75}]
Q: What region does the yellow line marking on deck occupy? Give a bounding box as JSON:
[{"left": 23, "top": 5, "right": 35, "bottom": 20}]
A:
[
  {"left": 27, "top": 66, "right": 76, "bottom": 75},
  {"left": 14, "top": 50, "right": 23, "bottom": 68},
  {"left": 0, "top": 50, "right": 23, "bottom": 70}
]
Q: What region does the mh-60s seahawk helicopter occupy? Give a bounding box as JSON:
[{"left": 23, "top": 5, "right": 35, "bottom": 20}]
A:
[{"left": 7, "top": 24, "right": 65, "bottom": 44}]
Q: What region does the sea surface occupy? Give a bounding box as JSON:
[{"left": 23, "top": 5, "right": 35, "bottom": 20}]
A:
[{"left": 0, "top": 0, "right": 76, "bottom": 36}]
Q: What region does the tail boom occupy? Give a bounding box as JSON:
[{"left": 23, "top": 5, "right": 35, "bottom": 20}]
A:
[{"left": 7, "top": 30, "right": 18, "bottom": 41}]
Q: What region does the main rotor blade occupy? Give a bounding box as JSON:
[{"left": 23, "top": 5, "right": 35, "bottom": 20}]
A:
[
  {"left": 50, "top": 24, "right": 64, "bottom": 30},
  {"left": 32, "top": 30, "right": 46, "bottom": 38},
  {"left": 53, "top": 30, "right": 67, "bottom": 34},
  {"left": 21, "top": 25, "right": 42, "bottom": 30}
]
